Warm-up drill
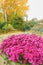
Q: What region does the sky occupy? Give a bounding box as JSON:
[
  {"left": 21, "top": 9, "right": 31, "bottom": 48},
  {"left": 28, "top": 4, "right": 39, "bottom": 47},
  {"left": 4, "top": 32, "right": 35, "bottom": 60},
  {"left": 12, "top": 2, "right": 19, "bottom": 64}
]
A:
[{"left": 27, "top": 0, "right": 43, "bottom": 20}]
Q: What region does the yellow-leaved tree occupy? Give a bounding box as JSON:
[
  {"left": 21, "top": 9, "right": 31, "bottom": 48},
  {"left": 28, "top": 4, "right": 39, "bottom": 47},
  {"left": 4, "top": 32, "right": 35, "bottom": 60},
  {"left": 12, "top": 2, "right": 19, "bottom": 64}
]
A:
[
  {"left": 0, "top": 12, "right": 5, "bottom": 22},
  {"left": 0, "top": 0, "right": 28, "bottom": 18},
  {"left": 0, "top": 0, "right": 28, "bottom": 23}
]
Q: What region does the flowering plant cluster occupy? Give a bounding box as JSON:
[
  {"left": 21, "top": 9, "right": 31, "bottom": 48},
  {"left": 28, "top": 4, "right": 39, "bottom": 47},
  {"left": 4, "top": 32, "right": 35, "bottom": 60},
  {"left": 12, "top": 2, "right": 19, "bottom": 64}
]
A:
[{"left": 0, "top": 34, "right": 43, "bottom": 65}]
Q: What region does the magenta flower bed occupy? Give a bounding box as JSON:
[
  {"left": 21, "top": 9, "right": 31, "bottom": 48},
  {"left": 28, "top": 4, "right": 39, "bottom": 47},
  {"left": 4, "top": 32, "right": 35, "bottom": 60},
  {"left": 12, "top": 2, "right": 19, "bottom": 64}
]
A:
[{"left": 0, "top": 34, "right": 43, "bottom": 65}]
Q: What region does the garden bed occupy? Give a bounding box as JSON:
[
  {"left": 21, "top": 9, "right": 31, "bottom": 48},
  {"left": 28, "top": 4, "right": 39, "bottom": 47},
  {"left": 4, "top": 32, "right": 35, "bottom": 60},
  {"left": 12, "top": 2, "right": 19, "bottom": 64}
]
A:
[{"left": 0, "top": 34, "right": 43, "bottom": 65}]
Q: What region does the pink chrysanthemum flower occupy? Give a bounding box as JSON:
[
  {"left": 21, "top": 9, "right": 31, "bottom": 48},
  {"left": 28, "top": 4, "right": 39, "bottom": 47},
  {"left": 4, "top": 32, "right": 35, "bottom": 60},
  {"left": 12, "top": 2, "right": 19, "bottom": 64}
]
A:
[{"left": 0, "top": 34, "right": 43, "bottom": 65}]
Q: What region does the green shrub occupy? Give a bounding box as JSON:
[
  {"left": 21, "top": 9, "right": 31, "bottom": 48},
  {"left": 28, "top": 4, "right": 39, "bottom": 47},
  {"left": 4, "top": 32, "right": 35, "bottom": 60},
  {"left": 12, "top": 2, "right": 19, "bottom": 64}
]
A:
[
  {"left": 10, "top": 17, "right": 38, "bottom": 31},
  {"left": 10, "top": 17, "right": 25, "bottom": 31},
  {"left": 0, "top": 22, "right": 6, "bottom": 30}
]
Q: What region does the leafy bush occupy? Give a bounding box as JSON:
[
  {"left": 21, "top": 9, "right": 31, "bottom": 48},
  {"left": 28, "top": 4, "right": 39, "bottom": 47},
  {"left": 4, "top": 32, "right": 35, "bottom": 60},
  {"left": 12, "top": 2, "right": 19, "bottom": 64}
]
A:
[
  {"left": 28, "top": 19, "right": 38, "bottom": 29},
  {"left": 0, "top": 22, "right": 6, "bottom": 30},
  {"left": 10, "top": 17, "right": 38, "bottom": 31},
  {"left": 10, "top": 17, "right": 26, "bottom": 31}
]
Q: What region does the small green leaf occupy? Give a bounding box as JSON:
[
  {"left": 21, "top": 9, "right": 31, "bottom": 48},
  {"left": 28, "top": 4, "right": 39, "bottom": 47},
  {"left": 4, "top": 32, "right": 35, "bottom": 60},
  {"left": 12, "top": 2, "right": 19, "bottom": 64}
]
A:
[
  {"left": 4, "top": 57, "right": 8, "bottom": 60},
  {"left": 7, "top": 60, "right": 11, "bottom": 65}
]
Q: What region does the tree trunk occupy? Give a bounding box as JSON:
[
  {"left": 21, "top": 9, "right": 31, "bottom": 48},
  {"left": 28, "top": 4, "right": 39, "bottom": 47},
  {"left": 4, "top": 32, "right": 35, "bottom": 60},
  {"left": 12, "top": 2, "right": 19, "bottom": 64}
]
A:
[{"left": 3, "top": 9, "right": 9, "bottom": 30}]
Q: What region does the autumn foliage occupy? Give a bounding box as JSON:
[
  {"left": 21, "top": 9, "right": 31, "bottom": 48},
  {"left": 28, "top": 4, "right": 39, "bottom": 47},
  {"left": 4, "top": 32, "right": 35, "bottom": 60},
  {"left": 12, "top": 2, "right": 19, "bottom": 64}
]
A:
[{"left": 0, "top": 0, "right": 28, "bottom": 22}]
